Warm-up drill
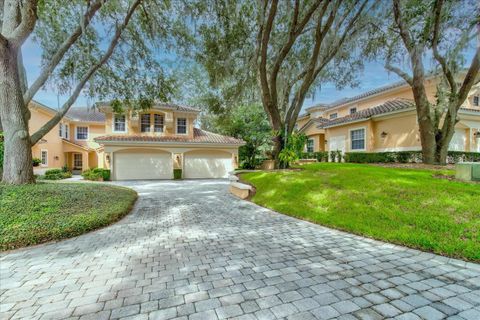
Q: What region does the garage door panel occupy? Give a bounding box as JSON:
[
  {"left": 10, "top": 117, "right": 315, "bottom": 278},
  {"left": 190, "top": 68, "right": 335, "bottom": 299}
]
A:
[
  {"left": 184, "top": 151, "right": 233, "bottom": 179},
  {"left": 114, "top": 151, "right": 172, "bottom": 180}
]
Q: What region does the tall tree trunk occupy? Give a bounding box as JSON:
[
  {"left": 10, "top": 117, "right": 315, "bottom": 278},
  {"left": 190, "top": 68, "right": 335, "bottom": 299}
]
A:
[{"left": 0, "top": 44, "right": 34, "bottom": 184}]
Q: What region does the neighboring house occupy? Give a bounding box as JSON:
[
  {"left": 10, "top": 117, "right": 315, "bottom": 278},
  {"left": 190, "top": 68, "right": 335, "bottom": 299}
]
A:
[
  {"left": 297, "top": 76, "right": 480, "bottom": 155},
  {"left": 28, "top": 101, "right": 244, "bottom": 180},
  {"left": 30, "top": 101, "right": 106, "bottom": 174}
]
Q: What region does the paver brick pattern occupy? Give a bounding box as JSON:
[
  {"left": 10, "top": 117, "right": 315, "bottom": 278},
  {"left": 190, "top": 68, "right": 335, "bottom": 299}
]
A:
[{"left": 1, "top": 180, "right": 479, "bottom": 320}]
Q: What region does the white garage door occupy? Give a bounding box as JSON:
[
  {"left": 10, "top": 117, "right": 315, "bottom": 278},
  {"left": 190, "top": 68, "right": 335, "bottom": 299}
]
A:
[
  {"left": 114, "top": 150, "right": 172, "bottom": 180},
  {"left": 449, "top": 130, "right": 466, "bottom": 151},
  {"left": 184, "top": 150, "right": 233, "bottom": 179}
]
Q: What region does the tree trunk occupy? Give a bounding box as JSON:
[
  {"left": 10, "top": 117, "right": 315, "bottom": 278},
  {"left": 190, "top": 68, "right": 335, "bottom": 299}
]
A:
[
  {"left": 0, "top": 43, "right": 35, "bottom": 184},
  {"left": 271, "top": 132, "right": 284, "bottom": 169}
]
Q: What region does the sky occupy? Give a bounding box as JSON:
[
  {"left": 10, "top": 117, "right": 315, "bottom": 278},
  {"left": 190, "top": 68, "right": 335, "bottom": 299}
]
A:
[{"left": 23, "top": 36, "right": 476, "bottom": 112}]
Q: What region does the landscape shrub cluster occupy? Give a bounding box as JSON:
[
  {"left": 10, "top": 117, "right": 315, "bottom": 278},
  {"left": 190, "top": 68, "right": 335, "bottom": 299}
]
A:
[
  {"left": 43, "top": 168, "right": 72, "bottom": 180},
  {"left": 82, "top": 168, "right": 111, "bottom": 181}
]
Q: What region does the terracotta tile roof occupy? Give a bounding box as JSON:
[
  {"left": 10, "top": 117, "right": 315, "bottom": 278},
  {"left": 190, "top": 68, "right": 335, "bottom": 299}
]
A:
[
  {"left": 95, "top": 128, "right": 245, "bottom": 145},
  {"left": 96, "top": 101, "right": 200, "bottom": 113},
  {"left": 318, "top": 99, "right": 415, "bottom": 128},
  {"left": 66, "top": 107, "right": 106, "bottom": 123},
  {"left": 298, "top": 117, "right": 329, "bottom": 132}
]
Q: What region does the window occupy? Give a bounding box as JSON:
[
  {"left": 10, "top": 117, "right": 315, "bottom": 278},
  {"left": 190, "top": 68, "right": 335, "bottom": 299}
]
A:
[
  {"left": 474, "top": 96, "right": 479, "bottom": 107},
  {"left": 41, "top": 150, "right": 48, "bottom": 166},
  {"left": 350, "top": 107, "right": 357, "bottom": 114},
  {"left": 58, "top": 123, "right": 69, "bottom": 139},
  {"left": 330, "top": 113, "right": 337, "bottom": 119},
  {"left": 76, "top": 126, "right": 88, "bottom": 140},
  {"left": 141, "top": 114, "right": 151, "bottom": 132},
  {"left": 73, "top": 153, "right": 83, "bottom": 168},
  {"left": 113, "top": 114, "right": 126, "bottom": 132},
  {"left": 65, "top": 124, "right": 69, "bottom": 139},
  {"left": 154, "top": 114, "right": 164, "bottom": 132},
  {"left": 306, "top": 139, "right": 314, "bottom": 153},
  {"left": 177, "top": 118, "right": 187, "bottom": 134},
  {"left": 350, "top": 128, "right": 365, "bottom": 150}
]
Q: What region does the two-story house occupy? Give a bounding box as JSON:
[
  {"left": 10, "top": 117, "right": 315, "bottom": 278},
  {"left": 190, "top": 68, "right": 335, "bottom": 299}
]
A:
[
  {"left": 28, "top": 101, "right": 244, "bottom": 180},
  {"left": 297, "top": 75, "right": 480, "bottom": 155}
]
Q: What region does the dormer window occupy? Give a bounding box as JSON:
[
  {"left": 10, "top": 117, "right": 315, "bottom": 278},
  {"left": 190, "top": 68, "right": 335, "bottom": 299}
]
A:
[
  {"left": 474, "top": 96, "right": 479, "bottom": 107},
  {"left": 141, "top": 114, "right": 151, "bottom": 132},
  {"left": 113, "top": 114, "right": 126, "bottom": 132},
  {"left": 177, "top": 118, "right": 187, "bottom": 134},
  {"left": 154, "top": 114, "right": 164, "bottom": 132},
  {"left": 330, "top": 113, "right": 337, "bottom": 119},
  {"left": 350, "top": 107, "right": 357, "bottom": 114}
]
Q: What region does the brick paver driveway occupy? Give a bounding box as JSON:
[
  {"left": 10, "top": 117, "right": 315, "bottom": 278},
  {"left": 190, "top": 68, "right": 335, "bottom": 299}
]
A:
[{"left": 1, "top": 180, "right": 480, "bottom": 320}]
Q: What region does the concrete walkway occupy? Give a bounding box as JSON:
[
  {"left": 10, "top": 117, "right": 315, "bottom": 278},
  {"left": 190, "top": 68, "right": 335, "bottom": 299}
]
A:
[{"left": 1, "top": 180, "right": 479, "bottom": 320}]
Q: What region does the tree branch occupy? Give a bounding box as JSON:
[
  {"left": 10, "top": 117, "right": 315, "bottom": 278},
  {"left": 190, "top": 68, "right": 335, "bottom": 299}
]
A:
[
  {"left": 456, "top": 45, "right": 480, "bottom": 108},
  {"left": 30, "top": 0, "right": 142, "bottom": 145},
  {"left": 385, "top": 63, "right": 413, "bottom": 85},
  {"left": 392, "top": 0, "right": 415, "bottom": 54},
  {"left": 431, "top": 0, "right": 457, "bottom": 93},
  {"left": 9, "top": 0, "right": 38, "bottom": 46},
  {"left": 24, "top": 0, "right": 104, "bottom": 105}
]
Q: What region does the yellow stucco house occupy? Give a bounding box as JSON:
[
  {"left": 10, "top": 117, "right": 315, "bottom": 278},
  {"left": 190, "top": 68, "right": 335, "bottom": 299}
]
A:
[
  {"left": 29, "top": 101, "right": 244, "bottom": 180},
  {"left": 297, "top": 77, "right": 480, "bottom": 155}
]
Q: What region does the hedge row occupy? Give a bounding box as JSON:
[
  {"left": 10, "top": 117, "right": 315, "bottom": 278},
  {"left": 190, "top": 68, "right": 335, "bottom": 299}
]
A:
[
  {"left": 302, "top": 150, "right": 480, "bottom": 164},
  {"left": 344, "top": 151, "right": 480, "bottom": 164}
]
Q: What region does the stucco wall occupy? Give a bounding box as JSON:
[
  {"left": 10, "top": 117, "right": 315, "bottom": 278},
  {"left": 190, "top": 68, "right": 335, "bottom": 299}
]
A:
[
  {"left": 373, "top": 113, "right": 421, "bottom": 151},
  {"left": 30, "top": 107, "right": 65, "bottom": 169}
]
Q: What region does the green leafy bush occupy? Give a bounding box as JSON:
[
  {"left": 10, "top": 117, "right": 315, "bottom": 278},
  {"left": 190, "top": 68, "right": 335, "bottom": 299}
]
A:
[
  {"left": 82, "top": 168, "right": 110, "bottom": 181},
  {"left": 173, "top": 169, "right": 182, "bottom": 179},
  {"left": 344, "top": 151, "right": 479, "bottom": 164},
  {"left": 279, "top": 133, "right": 307, "bottom": 167},
  {"left": 32, "top": 158, "right": 41, "bottom": 166},
  {"left": 43, "top": 168, "right": 72, "bottom": 180},
  {"left": 300, "top": 152, "right": 329, "bottom": 162}
]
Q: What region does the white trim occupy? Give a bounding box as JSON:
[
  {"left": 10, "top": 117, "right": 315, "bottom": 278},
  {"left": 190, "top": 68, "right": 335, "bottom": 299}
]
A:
[
  {"left": 75, "top": 125, "right": 89, "bottom": 141},
  {"left": 112, "top": 114, "right": 128, "bottom": 133},
  {"left": 374, "top": 146, "right": 422, "bottom": 152},
  {"left": 348, "top": 126, "right": 367, "bottom": 152},
  {"left": 40, "top": 149, "right": 48, "bottom": 167},
  {"left": 176, "top": 117, "right": 188, "bottom": 135}
]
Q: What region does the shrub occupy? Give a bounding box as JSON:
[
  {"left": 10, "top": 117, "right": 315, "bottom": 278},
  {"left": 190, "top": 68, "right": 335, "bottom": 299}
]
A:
[
  {"left": 43, "top": 168, "right": 72, "bottom": 180},
  {"left": 32, "top": 158, "right": 42, "bottom": 166},
  {"left": 82, "top": 168, "right": 110, "bottom": 181},
  {"left": 343, "top": 151, "right": 480, "bottom": 164},
  {"left": 316, "top": 151, "right": 329, "bottom": 162},
  {"left": 330, "top": 151, "right": 337, "bottom": 163},
  {"left": 173, "top": 169, "right": 182, "bottom": 180}
]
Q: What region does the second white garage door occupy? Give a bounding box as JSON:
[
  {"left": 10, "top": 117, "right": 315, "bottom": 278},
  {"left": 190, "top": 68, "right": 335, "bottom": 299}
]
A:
[
  {"left": 184, "top": 150, "right": 233, "bottom": 179},
  {"left": 114, "top": 150, "right": 173, "bottom": 180}
]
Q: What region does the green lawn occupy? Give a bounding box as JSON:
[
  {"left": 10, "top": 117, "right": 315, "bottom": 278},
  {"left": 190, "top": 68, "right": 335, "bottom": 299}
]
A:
[
  {"left": 241, "top": 163, "right": 480, "bottom": 262},
  {"left": 0, "top": 183, "right": 137, "bottom": 251}
]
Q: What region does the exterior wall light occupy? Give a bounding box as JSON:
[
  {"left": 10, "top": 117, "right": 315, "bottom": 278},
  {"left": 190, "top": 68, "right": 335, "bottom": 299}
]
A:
[
  {"left": 381, "top": 131, "right": 388, "bottom": 138},
  {"left": 474, "top": 131, "right": 480, "bottom": 139}
]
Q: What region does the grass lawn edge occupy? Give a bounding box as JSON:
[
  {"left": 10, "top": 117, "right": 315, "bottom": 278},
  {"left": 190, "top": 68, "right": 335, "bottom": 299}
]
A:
[
  {"left": 0, "top": 183, "right": 138, "bottom": 252},
  {"left": 239, "top": 164, "right": 480, "bottom": 263}
]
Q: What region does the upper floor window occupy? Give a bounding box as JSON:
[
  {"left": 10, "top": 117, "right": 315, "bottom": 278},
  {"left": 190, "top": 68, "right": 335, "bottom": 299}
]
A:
[
  {"left": 350, "top": 128, "right": 365, "bottom": 150},
  {"left": 330, "top": 113, "right": 337, "bottom": 119},
  {"left": 350, "top": 107, "right": 357, "bottom": 114},
  {"left": 113, "top": 114, "right": 126, "bottom": 132},
  {"left": 76, "top": 126, "right": 88, "bottom": 140},
  {"left": 141, "top": 114, "right": 151, "bottom": 132},
  {"left": 58, "top": 123, "right": 69, "bottom": 139},
  {"left": 306, "top": 139, "right": 314, "bottom": 153},
  {"left": 177, "top": 118, "right": 187, "bottom": 134},
  {"left": 474, "top": 96, "right": 479, "bottom": 107},
  {"left": 154, "top": 114, "right": 164, "bottom": 133}
]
